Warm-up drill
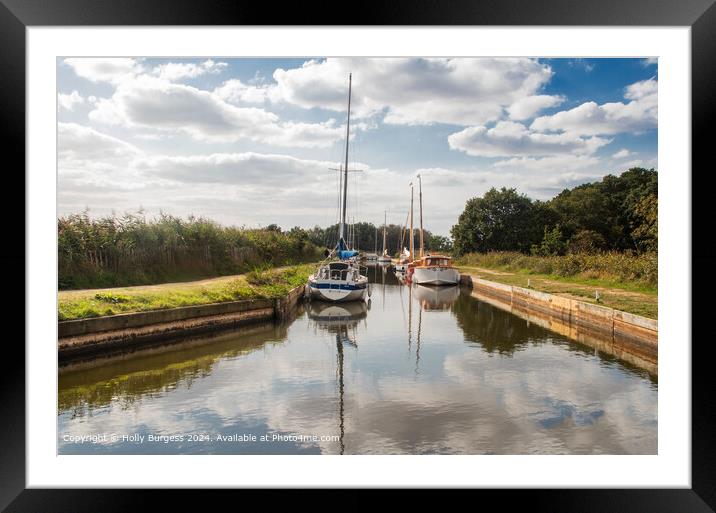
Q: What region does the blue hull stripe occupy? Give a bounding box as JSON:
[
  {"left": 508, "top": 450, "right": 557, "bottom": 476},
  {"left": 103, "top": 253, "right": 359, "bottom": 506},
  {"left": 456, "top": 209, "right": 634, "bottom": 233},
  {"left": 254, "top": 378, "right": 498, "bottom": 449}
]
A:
[{"left": 310, "top": 283, "right": 366, "bottom": 291}]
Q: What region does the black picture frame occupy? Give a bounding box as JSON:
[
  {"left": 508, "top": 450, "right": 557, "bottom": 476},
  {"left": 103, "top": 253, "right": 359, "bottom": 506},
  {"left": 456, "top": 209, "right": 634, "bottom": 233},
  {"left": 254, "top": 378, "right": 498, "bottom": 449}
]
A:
[{"left": 3, "top": 0, "right": 714, "bottom": 509}]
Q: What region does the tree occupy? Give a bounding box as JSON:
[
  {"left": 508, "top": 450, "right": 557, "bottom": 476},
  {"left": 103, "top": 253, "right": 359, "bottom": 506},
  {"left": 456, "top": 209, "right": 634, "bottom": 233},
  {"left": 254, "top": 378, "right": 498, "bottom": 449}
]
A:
[
  {"left": 451, "top": 187, "right": 544, "bottom": 255},
  {"left": 568, "top": 230, "right": 607, "bottom": 254},
  {"left": 428, "top": 234, "right": 453, "bottom": 253},
  {"left": 532, "top": 225, "right": 567, "bottom": 256},
  {"left": 630, "top": 193, "right": 657, "bottom": 252},
  {"left": 548, "top": 167, "right": 657, "bottom": 252}
]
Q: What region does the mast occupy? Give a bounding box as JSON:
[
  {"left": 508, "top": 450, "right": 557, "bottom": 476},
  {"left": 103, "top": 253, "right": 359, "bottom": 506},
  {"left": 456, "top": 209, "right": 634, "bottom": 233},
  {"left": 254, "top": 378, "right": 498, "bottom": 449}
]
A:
[
  {"left": 409, "top": 183, "right": 415, "bottom": 261},
  {"left": 339, "top": 73, "right": 352, "bottom": 244},
  {"left": 382, "top": 211, "right": 387, "bottom": 255},
  {"left": 400, "top": 208, "right": 409, "bottom": 255},
  {"left": 374, "top": 226, "right": 378, "bottom": 254},
  {"left": 418, "top": 174, "right": 424, "bottom": 259}
]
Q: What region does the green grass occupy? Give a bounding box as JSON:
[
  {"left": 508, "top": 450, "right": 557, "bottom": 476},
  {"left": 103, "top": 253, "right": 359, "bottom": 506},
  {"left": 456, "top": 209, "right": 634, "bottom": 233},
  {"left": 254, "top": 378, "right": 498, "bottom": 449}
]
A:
[
  {"left": 457, "top": 264, "right": 658, "bottom": 319},
  {"left": 58, "top": 264, "right": 315, "bottom": 321},
  {"left": 455, "top": 251, "right": 657, "bottom": 290},
  {"left": 454, "top": 251, "right": 658, "bottom": 319}
]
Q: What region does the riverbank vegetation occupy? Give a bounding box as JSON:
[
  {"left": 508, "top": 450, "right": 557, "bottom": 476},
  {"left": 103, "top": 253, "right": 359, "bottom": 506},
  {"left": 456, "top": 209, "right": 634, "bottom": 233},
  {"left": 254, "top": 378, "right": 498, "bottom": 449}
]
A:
[
  {"left": 58, "top": 212, "right": 322, "bottom": 290},
  {"left": 455, "top": 251, "right": 657, "bottom": 290},
  {"left": 58, "top": 264, "right": 314, "bottom": 321}
]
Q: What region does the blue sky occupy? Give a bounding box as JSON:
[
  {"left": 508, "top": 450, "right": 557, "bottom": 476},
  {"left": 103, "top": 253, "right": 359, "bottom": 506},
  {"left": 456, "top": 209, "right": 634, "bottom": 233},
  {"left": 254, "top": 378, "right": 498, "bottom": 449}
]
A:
[{"left": 57, "top": 57, "right": 657, "bottom": 235}]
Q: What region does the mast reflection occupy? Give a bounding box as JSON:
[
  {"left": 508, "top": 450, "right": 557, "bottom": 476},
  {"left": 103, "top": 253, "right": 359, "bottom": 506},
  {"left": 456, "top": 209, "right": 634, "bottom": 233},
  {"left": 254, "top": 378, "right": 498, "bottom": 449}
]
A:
[{"left": 306, "top": 300, "right": 367, "bottom": 454}]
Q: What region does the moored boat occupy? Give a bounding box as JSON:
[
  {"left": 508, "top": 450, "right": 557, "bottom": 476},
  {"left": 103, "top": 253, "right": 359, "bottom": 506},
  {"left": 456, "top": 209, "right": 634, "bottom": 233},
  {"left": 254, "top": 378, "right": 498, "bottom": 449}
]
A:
[
  {"left": 306, "top": 73, "right": 368, "bottom": 303},
  {"left": 406, "top": 173, "right": 459, "bottom": 286},
  {"left": 410, "top": 254, "right": 460, "bottom": 285},
  {"left": 308, "top": 259, "right": 368, "bottom": 302}
]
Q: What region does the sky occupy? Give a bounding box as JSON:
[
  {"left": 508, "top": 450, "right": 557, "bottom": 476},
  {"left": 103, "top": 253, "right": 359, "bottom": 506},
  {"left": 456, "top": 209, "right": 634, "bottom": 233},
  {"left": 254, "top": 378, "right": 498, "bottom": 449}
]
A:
[{"left": 57, "top": 57, "right": 658, "bottom": 236}]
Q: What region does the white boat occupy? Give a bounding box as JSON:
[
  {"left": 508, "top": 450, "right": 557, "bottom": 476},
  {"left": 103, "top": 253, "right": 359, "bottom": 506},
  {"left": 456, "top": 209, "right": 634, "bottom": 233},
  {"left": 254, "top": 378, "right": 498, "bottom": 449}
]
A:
[
  {"left": 411, "top": 255, "right": 460, "bottom": 285},
  {"left": 308, "top": 261, "right": 368, "bottom": 302},
  {"left": 406, "top": 174, "right": 460, "bottom": 286},
  {"left": 307, "top": 73, "right": 368, "bottom": 303}
]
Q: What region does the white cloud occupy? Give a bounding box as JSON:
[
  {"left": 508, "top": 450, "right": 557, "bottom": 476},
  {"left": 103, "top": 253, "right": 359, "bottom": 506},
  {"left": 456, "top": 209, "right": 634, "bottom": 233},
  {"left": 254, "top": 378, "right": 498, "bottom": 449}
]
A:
[
  {"left": 612, "top": 148, "right": 634, "bottom": 159},
  {"left": 507, "top": 95, "right": 564, "bottom": 121},
  {"left": 491, "top": 154, "right": 601, "bottom": 173},
  {"left": 642, "top": 57, "right": 658, "bottom": 67},
  {"left": 58, "top": 122, "right": 140, "bottom": 165},
  {"left": 88, "top": 75, "right": 343, "bottom": 148},
  {"left": 136, "top": 152, "right": 340, "bottom": 186},
  {"left": 58, "top": 90, "right": 85, "bottom": 111},
  {"left": 63, "top": 58, "right": 143, "bottom": 84},
  {"left": 214, "top": 79, "right": 270, "bottom": 104},
  {"left": 530, "top": 78, "right": 657, "bottom": 136},
  {"left": 624, "top": 77, "right": 658, "bottom": 101},
  {"left": 447, "top": 121, "right": 610, "bottom": 158},
  {"left": 269, "top": 57, "right": 554, "bottom": 126},
  {"left": 153, "top": 59, "right": 227, "bottom": 82}
]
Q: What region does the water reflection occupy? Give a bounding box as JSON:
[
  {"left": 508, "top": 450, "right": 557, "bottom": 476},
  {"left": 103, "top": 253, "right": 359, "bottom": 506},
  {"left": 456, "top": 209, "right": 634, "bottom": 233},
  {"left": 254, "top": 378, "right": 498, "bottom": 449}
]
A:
[
  {"left": 58, "top": 322, "right": 286, "bottom": 418},
  {"left": 58, "top": 269, "right": 657, "bottom": 455},
  {"left": 414, "top": 284, "right": 460, "bottom": 311},
  {"left": 306, "top": 300, "right": 367, "bottom": 454},
  {"left": 451, "top": 292, "right": 536, "bottom": 355}
]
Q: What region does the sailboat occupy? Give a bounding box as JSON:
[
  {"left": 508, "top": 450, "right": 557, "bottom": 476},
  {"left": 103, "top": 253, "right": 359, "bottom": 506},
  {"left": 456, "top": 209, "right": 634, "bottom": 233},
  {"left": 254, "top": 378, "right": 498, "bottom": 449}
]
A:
[
  {"left": 307, "top": 74, "right": 369, "bottom": 302},
  {"left": 393, "top": 187, "right": 414, "bottom": 276},
  {"left": 377, "top": 211, "right": 391, "bottom": 263},
  {"left": 408, "top": 174, "right": 460, "bottom": 286}
]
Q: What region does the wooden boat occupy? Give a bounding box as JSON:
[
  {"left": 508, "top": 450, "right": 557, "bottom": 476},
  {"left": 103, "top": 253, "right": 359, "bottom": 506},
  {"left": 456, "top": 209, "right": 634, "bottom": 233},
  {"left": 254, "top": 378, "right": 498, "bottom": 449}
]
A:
[
  {"left": 410, "top": 254, "right": 460, "bottom": 285},
  {"left": 406, "top": 174, "right": 459, "bottom": 286}
]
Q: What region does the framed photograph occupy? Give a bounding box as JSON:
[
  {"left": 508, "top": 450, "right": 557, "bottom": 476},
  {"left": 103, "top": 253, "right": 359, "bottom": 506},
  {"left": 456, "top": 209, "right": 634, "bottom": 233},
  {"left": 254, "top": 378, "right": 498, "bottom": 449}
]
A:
[{"left": 4, "top": 0, "right": 714, "bottom": 508}]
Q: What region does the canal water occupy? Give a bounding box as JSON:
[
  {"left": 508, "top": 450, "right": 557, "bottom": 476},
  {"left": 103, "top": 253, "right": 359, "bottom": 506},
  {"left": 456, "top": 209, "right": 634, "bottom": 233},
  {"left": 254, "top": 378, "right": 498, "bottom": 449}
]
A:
[{"left": 58, "top": 265, "right": 657, "bottom": 455}]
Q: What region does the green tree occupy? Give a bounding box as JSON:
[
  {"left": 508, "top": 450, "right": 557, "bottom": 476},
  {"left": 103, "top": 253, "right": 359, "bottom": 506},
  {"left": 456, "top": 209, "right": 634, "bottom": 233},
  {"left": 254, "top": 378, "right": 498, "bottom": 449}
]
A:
[
  {"left": 630, "top": 193, "right": 658, "bottom": 252},
  {"left": 532, "top": 225, "right": 567, "bottom": 256},
  {"left": 428, "top": 234, "right": 453, "bottom": 253},
  {"left": 451, "top": 187, "right": 543, "bottom": 255}
]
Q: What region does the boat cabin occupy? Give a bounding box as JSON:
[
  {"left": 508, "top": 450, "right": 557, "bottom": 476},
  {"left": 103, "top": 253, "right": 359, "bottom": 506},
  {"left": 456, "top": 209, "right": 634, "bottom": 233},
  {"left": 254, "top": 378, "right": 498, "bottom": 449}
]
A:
[
  {"left": 318, "top": 262, "right": 361, "bottom": 281},
  {"left": 422, "top": 255, "right": 452, "bottom": 267}
]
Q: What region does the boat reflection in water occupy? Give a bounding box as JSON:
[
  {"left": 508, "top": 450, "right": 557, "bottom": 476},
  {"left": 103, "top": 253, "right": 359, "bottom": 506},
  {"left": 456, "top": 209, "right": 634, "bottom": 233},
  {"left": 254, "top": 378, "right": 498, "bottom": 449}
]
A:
[
  {"left": 413, "top": 283, "right": 460, "bottom": 311},
  {"left": 306, "top": 300, "right": 368, "bottom": 453},
  {"left": 306, "top": 300, "right": 368, "bottom": 343}
]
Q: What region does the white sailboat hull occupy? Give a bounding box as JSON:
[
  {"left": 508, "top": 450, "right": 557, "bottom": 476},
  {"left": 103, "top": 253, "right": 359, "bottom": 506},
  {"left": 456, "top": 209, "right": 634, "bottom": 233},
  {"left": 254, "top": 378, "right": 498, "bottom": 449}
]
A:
[
  {"left": 308, "top": 286, "right": 367, "bottom": 302},
  {"left": 412, "top": 266, "right": 460, "bottom": 285},
  {"left": 307, "top": 274, "right": 368, "bottom": 302}
]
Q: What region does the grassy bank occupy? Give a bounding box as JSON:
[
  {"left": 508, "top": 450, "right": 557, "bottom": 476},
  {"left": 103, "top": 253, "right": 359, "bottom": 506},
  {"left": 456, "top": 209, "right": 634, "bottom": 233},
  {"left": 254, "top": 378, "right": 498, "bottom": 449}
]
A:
[
  {"left": 455, "top": 252, "right": 657, "bottom": 319},
  {"left": 455, "top": 251, "right": 657, "bottom": 290},
  {"left": 58, "top": 264, "right": 315, "bottom": 321}
]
